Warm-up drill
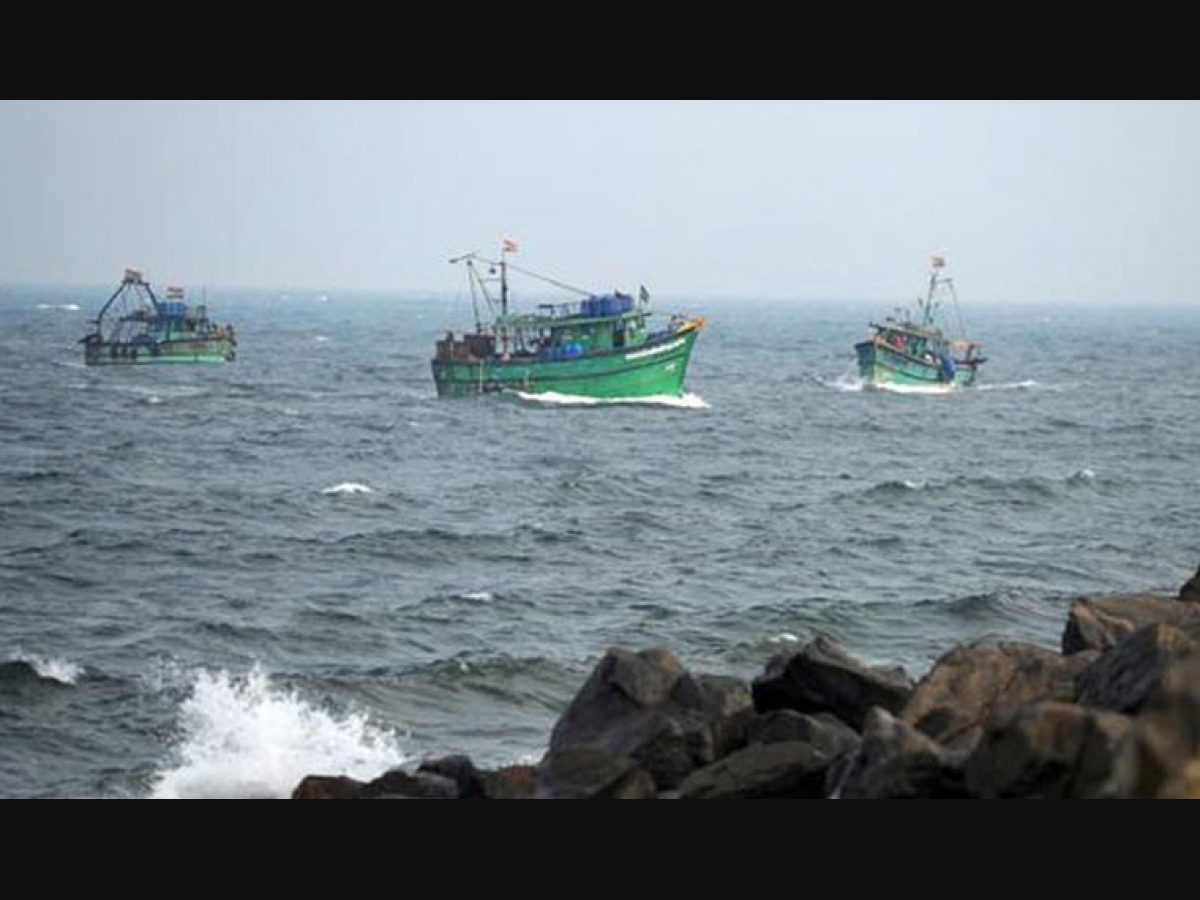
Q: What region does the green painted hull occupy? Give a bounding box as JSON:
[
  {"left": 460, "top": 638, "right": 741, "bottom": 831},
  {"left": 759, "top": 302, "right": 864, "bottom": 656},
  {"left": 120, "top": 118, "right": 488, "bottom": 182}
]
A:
[
  {"left": 855, "top": 341, "right": 977, "bottom": 389},
  {"left": 432, "top": 329, "right": 699, "bottom": 398},
  {"left": 84, "top": 339, "right": 236, "bottom": 366}
]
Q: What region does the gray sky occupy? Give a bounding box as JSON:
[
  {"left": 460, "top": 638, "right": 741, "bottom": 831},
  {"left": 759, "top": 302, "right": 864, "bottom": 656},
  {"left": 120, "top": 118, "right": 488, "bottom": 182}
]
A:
[{"left": 2, "top": 100, "right": 1198, "bottom": 306}]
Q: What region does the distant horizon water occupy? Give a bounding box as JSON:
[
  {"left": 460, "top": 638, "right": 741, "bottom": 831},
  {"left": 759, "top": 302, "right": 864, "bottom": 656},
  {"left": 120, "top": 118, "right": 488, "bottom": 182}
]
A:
[{"left": 6, "top": 279, "right": 1197, "bottom": 314}]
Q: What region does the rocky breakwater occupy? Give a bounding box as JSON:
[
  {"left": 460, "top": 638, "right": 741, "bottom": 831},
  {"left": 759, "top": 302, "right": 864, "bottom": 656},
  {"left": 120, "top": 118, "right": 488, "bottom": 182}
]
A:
[{"left": 293, "top": 565, "right": 1200, "bottom": 799}]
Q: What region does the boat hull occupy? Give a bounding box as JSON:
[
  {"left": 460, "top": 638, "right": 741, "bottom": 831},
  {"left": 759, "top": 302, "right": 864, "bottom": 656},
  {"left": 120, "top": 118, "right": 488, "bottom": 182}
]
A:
[
  {"left": 855, "top": 339, "right": 977, "bottom": 388},
  {"left": 432, "top": 328, "right": 700, "bottom": 399},
  {"left": 84, "top": 338, "right": 235, "bottom": 366}
]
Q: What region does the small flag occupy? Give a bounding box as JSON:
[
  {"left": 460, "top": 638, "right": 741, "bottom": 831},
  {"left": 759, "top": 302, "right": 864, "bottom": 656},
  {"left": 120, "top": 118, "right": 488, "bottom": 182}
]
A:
[
  {"left": 638, "top": 284, "right": 650, "bottom": 303},
  {"left": 502, "top": 237, "right": 519, "bottom": 253},
  {"left": 930, "top": 252, "right": 946, "bottom": 269}
]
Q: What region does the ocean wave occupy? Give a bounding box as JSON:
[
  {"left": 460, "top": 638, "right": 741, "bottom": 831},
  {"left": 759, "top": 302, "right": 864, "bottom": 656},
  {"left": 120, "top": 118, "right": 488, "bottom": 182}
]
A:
[
  {"left": 513, "top": 390, "right": 709, "bottom": 409},
  {"left": 1, "top": 654, "right": 83, "bottom": 685},
  {"left": 36, "top": 303, "right": 81, "bottom": 311},
  {"left": 858, "top": 469, "right": 1102, "bottom": 500},
  {"left": 864, "top": 478, "right": 927, "bottom": 496},
  {"left": 976, "top": 380, "right": 1039, "bottom": 392},
  {"left": 815, "top": 373, "right": 866, "bottom": 392},
  {"left": 150, "top": 665, "right": 407, "bottom": 799},
  {"left": 411, "top": 652, "right": 573, "bottom": 685},
  {"left": 321, "top": 482, "right": 375, "bottom": 496}
]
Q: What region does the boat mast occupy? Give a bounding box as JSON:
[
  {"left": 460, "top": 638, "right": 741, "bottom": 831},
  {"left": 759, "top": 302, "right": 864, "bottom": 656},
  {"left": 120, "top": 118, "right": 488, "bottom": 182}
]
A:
[
  {"left": 500, "top": 250, "right": 509, "bottom": 319},
  {"left": 922, "top": 252, "right": 946, "bottom": 327},
  {"left": 499, "top": 243, "right": 511, "bottom": 355}
]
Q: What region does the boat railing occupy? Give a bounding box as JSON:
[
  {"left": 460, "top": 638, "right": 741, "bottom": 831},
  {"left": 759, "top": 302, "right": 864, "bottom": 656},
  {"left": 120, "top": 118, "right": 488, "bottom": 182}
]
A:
[{"left": 535, "top": 302, "right": 583, "bottom": 319}]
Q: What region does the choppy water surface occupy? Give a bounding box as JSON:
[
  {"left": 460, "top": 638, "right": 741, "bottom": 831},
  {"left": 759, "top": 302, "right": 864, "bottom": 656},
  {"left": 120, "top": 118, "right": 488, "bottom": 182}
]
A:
[{"left": 1, "top": 286, "right": 1196, "bottom": 797}]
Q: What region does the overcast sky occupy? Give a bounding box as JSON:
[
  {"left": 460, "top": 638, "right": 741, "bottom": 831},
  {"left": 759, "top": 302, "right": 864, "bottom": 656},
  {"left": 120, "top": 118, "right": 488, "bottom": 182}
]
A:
[{"left": 2, "top": 100, "right": 1198, "bottom": 306}]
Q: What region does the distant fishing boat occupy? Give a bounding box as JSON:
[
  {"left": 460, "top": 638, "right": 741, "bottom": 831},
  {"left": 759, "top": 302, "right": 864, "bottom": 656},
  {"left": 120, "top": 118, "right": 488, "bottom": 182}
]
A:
[
  {"left": 431, "top": 242, "right": 704, "bottom": 399},
  {"left": 854, "top": 253, "right": 984, "bottom": 389},
  {"left": 80, "top": 269, "right": 236, "bottom": 366}
]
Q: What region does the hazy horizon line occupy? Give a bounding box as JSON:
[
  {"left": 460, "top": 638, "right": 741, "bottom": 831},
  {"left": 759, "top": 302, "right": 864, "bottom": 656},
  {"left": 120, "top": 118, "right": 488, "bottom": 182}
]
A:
[{"left": 3, "top": 278, "right": 1194, "bottom": 314}]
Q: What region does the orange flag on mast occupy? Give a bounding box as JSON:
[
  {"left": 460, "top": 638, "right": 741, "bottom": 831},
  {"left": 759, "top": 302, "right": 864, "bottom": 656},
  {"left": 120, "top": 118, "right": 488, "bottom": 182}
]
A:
[{"left": 502, "top": 237, "right": 519, "bottom": 253}]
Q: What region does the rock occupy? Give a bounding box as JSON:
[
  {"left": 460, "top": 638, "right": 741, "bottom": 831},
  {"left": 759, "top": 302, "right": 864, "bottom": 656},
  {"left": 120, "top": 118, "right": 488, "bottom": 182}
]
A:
[
  {"left": 837, "top": 708, "right": 968, "bottom": 799},
  {"left": 751, "top": 635, "right": 913, "bottom": 731},
  {"left": 901, "top": 640, "right": 1096, "bottom": 750},
  {"left": 1103, "top": 654, "right": 1200, "bottom": 798},
  {"left": 418, "top": 755, "right": 486, "bottom": 799},
  {"left": 678, "top": 740, "right": 837, "bottom": 799},
  {"left": 696, "top": 674, "right": 759, "bottom": 760},
  {"left": 536, "top": 745, "right": 656, "bottom": 799},
  {"left": 292, "top": 775, "right": 366, "bottom": 800},
  {"left": 1180, "top": 566, "right": 1200, "bottom": 604},
  {"left": 1075, "top": 622, "right": 1200, "bottom": 713},
  {"left": 358, "top": 768, "right": 459, "bottom": 800},
  {"left": 1062, "top": 594, "right": 1200, "bottom": 654},
  {"left": 964, "top": 701, "right": 1131, "bottom": 798},
  {"left": 480, "top": 764, "right": 537, "bottom": 800},
  {"left": 292, "top": 768, "right": 459, "bottom": 800},
  {"left": 546, "top": 647, "right": 753, "bottom": 790},
  {"left": 678, "top": 711, "right": 860, "bottom": 799},
  {"left": 745, "top": 709, "right": 859, "bottom": 757}
]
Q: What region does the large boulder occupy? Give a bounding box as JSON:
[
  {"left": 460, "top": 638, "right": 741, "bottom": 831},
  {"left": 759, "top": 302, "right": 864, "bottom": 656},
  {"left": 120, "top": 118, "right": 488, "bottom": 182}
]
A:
[
  {"left": 480, "top": 764, "right": 537, "bottom": 800},
  {"left": 293, "top": 768, "right": 459, "bottom": 799},
  {"left": 1103, "top": 654, "right": 1200, "bottom": 798},
  {"left": 964, "top": 701, "right": 1131, "bottom": 798},
  {"left": 536, "top": 745, "right": 656, "bottom": 799},
  {"left": 678, "top": 740, "right": 840, "bottom": 800},
  {"left": 901, "top": 640, "right": 1096, "bottom": 751},
  {"left": 677, "top": 710, "right": 861, "bottom": 800},
  {"left": 836, "top": 708, "right": 968, "bottom": 799},
  {"left": 1062, "top": 594, "right": 1200, "bottom": 654},
  {"left": 292, "top": 775, "right": 366, "bottom": 800},
  {"left": 1180, "top": 565, "right": 1200, "bottom": 604},
  {"left": 1075, "top": 622, "right": 1200, "bottom": 714},
  {"left": 745, "top": 709, "right": 860, "bottom": 755},
  {"left": 418, "top": 755, "right": 486, "bottom": 799},
  {"left": 546, "top": 648, "right": 753, "bottom": 790},
  {"left": 356, "top": 768, "right": 459, "bottom": 799},
  {"left": 751, "top": 635, "right": 913, "bottom": 731}
]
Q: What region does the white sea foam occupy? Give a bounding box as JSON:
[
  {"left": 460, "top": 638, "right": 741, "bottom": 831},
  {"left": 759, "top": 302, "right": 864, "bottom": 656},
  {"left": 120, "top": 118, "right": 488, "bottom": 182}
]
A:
[
  {"left": 869, "top": 382, "right": 959, "bottom": 396},
  {"left": 36, "top": 303, "right": 81, "bottom": 311},
  {"left": 459, "top": 591, "right": 493, "bottom": 602},
  {"left": 321, "top": 482, "right": 374, "bottom": 496},
  {"left": 772, "top": 632, "right": 800, "bottom": 643},
  {"left": 150, "top": 666, "right": 406, "bottom": 799},
  {"left": 16, "top": 654, "right": 83, "bottom": 684},
  {"left": 1068, "top": 468, "right": 1096, "bottom": 482},
  {"left": 976, "top": 380, "right": 1039, "bottom": 392},
  {"left": 123, "top": 385, "right": 207, "bottom": 402},
  {"left": 825, "top": 374, "right": 866, "bottom": 392},
  {"left": 513, "top": 390, "right": 709, "bottom": 409}
]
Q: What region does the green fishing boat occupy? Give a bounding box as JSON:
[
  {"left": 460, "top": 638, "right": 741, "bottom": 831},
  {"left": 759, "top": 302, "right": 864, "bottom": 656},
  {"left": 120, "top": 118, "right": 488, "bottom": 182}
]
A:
[
  {"left": 854, "top": 253, "right": 984, "bottom": 390},
  {"left": 80, "top": 269, "right": 236, "bottom": 366},
  {"left": 432, "top": 244, "right": 704, "bottom": 399}
]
